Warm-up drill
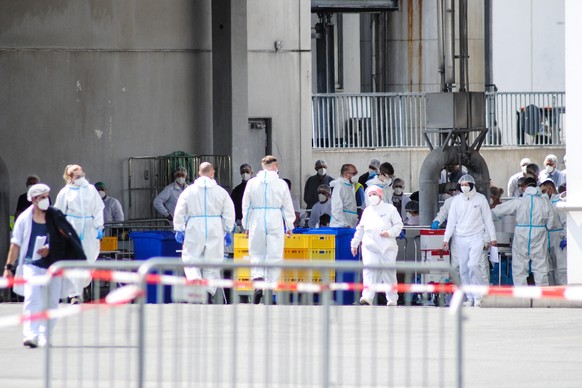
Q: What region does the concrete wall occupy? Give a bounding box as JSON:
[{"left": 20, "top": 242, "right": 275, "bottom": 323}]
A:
[
  {"left": 0, "top": 0, "right": 213, "bottom": 217},
  {"left": 311, "top": 147, "right": 565, "bottom": 196},
  {"left": 247, "top": 0, "right": 311, "bottom": 202},
  {"left": 492, "top": 0, "right": 565, "bottom": 92}
]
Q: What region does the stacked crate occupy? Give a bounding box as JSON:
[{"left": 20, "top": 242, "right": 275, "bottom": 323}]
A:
[{"left": 233, "top": 233, "right": 335, "bottom": 290}]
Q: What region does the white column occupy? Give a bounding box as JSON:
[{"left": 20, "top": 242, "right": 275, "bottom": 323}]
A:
[{"left": 565, "top": 0, "right": 582, "bottom": 284}]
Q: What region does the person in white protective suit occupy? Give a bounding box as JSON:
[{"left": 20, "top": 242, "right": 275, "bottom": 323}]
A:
[
  {"left": 330, "top": 164, "right": 359, "bottom": 228},
  {"left": 351, "top": 185, "right": 403, "bottom": 306},
  {"left": 173, "top": 162, "right": 235, "bottom": 302},
  {"left": 492, "top": 177, "right": 554, "bottom": 287},
  {"left": 364, "top": 162, "right": 395, "bottom": 205},
  {"left": 507, "top": 157, "right": 531, "bottom": 197},
  {"left": 54, "top": 164, "right": 104, "bottom": 304},
  {"left": 242, "top": 155, "right": 296, "bottom": 304},
  {"left": 540, "top": 180, "right": 567, "bottom": 285},
  {"left": 443, "top": 174, "right": 497, "bottom": 307}
]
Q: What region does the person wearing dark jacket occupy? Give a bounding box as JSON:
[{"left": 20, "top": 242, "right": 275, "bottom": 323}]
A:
[
  {"left": 303, "top": 160, "right": 334, "bottom": 209},
  {"left": 230, "top": 163, "right": 253, "bottom": 224},
  {"left": 4, "top": 183, "right": 85, "bottom": 348}
]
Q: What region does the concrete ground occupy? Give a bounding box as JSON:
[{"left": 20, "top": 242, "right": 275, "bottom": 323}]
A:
[{"left": 0, "top": 301, "right": 581, "bottom": 387}]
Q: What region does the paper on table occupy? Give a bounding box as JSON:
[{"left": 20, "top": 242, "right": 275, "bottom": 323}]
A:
[
  {"left": 489, "top": 245, "right": 499, "bottom": 263},
  {"left": 32, "top": 236, "right": 47, "bottom": 262}
]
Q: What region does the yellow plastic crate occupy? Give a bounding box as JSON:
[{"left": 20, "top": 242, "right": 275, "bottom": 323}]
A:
[
  {"left": 100, "top": 236, "right": 118, "bottom": 252},
  {"left": 234, "top": 233, "right": 248, "bottom": 250},
  {"left": 234, "top": 248, "right": 249, "bottom": 258},
  {"left": 308, "top": 249, "right": 335, "bottom": 282},
  {"left": 233, "top": 255, "right": 252, "bottom": 291},
  {"left": 307, "top": 235, "right": 335, "bottom": 249},
  {"left": 284, "top": 234, "right": 310, "bottom": 249},
  {"left": 284, "top": 248, "right": 309, "bottom": 260}
]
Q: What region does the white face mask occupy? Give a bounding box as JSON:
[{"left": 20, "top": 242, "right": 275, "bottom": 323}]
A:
[
  {"left": 461, "top": 185, "right": 471, "bottom": 194},
  {"left": 37, "top": 198, "right": 50, "bottom": 211},
  {"left": 488, "top": 197, "right": 494, "bottom": 206},
  {"left": 368, "top": 195, "right": 382, "bottom": 206},
  {"left": 317, "top": 168, "right": 326, "bottom": 176},
  {"left": 318, "top": 193, "right": 327, "bottom": 203},
  {"left": 406, "top": 211, "right": 413, "bottom": 219},
  {"left": 393, "top": 188, "right": 403, "bottom": 196},
  {"left": 99, "top": 190, "right": 107, "bottom": 199},
  {"left": 385, "top": 178, "right": 392, "bottom": 186},
  {"left": 176, "top": 177, "right": 186, "bottom": 185},
  {"left": 545, "top": 165, "right": 555, "bottom": 174},
  {"left": 541, "top": 193, "right": 549, "bottom": 200},
  {"left": 241, "top": 173, "right": 251, "bottom": 181},
  {"left": 521, "top": 165, "right": 528, "bottom": 174},
  {"left": 74, "top": 177, "right": 87, "bottom": 186}
]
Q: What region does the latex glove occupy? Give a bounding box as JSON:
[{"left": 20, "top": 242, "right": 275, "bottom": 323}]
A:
[
  {"left": 560, "top": 238, "right": 567, "bottom": 250},
  {"left": 97, "top": 229, "right": 104, "bottom": 240},
  {"left": 398, "top": 230, "right": 406, "bottom": 240},
  {"left": 175, "top": 231, "right": 185, "bottom": 244},
  {"left": 224, "top": 232, "right": 233, "bottom": 247},
  {"left": 431, "top": 220, "right": 440, "bottom": 230}
]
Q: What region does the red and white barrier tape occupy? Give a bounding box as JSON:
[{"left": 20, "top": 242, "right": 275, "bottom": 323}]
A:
[
  {"left": 2, "top": 269, "right": 581, "bottom": 301},
  {"left": 0, "top": 285, "right": 143, "bottom": 329}
]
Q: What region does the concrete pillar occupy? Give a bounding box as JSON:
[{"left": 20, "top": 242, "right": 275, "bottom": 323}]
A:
[
  {"left": 565, "top": 0, "right": 582, "bottom": 284},
  {"left": 212, "top": 0, "right": 248, "bottom": 179}
]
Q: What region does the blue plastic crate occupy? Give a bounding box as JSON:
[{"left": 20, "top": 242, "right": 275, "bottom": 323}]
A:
[
  {"left": 304, "top": 228, "right": 358, "bottom": 305},
  {"left": 129, "top": 231, "right": 181, "bottom": 303}
]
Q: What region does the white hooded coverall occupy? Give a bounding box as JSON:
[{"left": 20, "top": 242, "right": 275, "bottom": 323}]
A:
[
  {"left": 364, "top": 176, "right": 394, "bottom": 205},
  {"left": 174, "top": 176, "right": 235, "bottom": 295},
  {"left": 351, "top": 201, "right": 403, "bottom": 304},
  {"left": 492, "top": 186, "right": 553, "bottom": 286},
  {"left": 444, "top": 189, "right": 496, "bottom": 301},
  {"left": 547, "top": 194, "right": 567, "bottom": 285},
  {"left": 242, "top": 170, "right": 296, "bottom": 282},
  {"left": 55, "top": 182, "right": 104, "bottom": 297},
  {"left": 329, "top": 177, "right": 358, "bottom": 228}
]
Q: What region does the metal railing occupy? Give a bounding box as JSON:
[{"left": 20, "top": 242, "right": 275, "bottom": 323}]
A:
[
  {"left": 40, "top": 259, "right": 462, "bottom": 388},
  {"left": 311, "top": 91, "right": 565, "bottom": 149}
]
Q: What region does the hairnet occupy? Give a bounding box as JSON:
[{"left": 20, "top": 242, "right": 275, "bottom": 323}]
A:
[
  {"left": 367, "top": 185, "right": 384, "bottom": 199},
  {"left": 174, "top": 166, "right": 187, "bottom": 176},
  {"left": 405, "top": 200, "right": 419, "bottom": 212},
  {"left": 520, "top": 158, "right": 531, "bottom": 166},
  {"left": 94, "top": 181, "right": 106, "bottom": 190},
  {"left": 392, "top": 178, "right": 405, "bottom": 188},
  {"left": 368, "top": 159, "right": 381, "bottom": 170},
  {"left": 458, "top": 174, "right": 475, "bottom": 185},
  {"left": 315, "top": 159, "right": 327, "bottom": 169},
  {"left": 27, "top": 183, "right": 50, "bottom": 202},
  {"left": 317, "top": 184, "right": 331, "bottom": 195}
]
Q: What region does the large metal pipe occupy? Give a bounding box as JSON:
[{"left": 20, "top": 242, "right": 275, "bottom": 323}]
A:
[
  {"left": 443, "top": 0, "right": 455, "bottom": 89},
  {"left": 484, "top": 0, "right": 494, "bottom": 91},
  {"left": 419, "top": 146, "right": 491, "bottom": 226},
  {"left": 437, "top": 0, "right": 445, "bottom": 91}
]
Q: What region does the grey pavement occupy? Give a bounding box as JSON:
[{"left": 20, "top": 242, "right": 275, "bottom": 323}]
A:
[{"left": 0, "top": 302, "right": 581, "bottom": 387}]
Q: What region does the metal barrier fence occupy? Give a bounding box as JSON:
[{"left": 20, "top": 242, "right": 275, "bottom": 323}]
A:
[
  {"left": 311, "top": 91, "right": 565, "bottom": 149},
  {"left": 39, "top": 259, "right": 462, "bottom": 388},
  {"left": 101, "top": 219, "right": 173, "bottom": 261}
]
